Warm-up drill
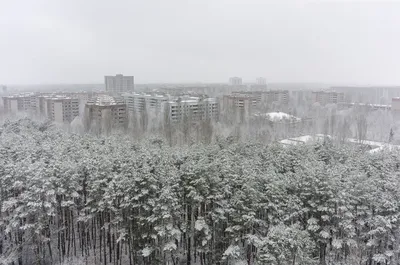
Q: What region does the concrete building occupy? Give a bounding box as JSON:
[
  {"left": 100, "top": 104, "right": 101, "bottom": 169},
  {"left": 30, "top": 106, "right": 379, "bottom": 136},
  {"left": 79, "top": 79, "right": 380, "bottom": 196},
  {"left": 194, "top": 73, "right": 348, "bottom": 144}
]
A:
[
  {"left": 166, "top": 96, "right": 219, "bottom": 122},
  {"left": 256, "top": 77, "right": 267, "bottom": 85},
  {"left": 122, "top": 93, "right": 169, "bottom": 114},
  {"left": 260, "top": 90, "right": 289, "bottom": 105},
  {"left": 223, "top": 94, "right": 258, "bottom": 122},
  {"left": 43, "top": 96, "right": 80, "bottom": 123},
  {"left": 229, "top": 77, "right": 243, "bottom": 86},
  {"left": 105, "top": 74, "right": 134, "bottom": 93},
  {"left": 84, "top": 95, "right": 128, "bottom": 132},
  {"left": 312, "top": 91, "right": 345, "bottom": 105},
  {"left": 2, "top": 93, "right": 35, "bottom": 114},
  {"left": 231, "top": 90, "right": 289, "bottom": 106}
]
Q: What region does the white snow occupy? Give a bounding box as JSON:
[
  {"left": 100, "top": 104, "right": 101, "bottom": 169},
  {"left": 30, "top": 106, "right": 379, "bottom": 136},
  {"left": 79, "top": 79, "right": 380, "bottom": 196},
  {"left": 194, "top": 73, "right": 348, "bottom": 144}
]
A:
[
  {"left": 141, "top": 247, "right": 153, "bottom": 257},
  {"left": 280, "top": 134, "right": 400, "bottom": 154},
  {"left": 255, "top": 112, "right": 300, "bottom": 122},
  {"left": 223, "top": 245, "right": 241, "bottom": 258},
  {"left": 195, "top": 218, "right": 207, "bottom": 231}
]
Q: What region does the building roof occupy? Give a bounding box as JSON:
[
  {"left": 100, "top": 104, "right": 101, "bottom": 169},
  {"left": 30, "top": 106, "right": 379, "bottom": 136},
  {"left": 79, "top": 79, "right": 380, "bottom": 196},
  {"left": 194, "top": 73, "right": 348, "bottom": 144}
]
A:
[
  {"left": 87, "top": 95, "right": 124, "bottom": 106},
  {"left": 254, "top": 112, "right": 300, "bottom": 122}
]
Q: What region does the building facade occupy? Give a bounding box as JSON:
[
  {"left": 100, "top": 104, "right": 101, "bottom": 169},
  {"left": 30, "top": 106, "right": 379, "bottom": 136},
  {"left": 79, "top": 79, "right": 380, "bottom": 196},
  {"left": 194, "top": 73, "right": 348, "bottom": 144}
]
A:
[
  {"left": 3, "top": 93, "right": 36, "bottom": 114},
  {"left": 84, "top": 95, "right": 128, "bottom": 132},
  {"left": 105, "top": 74, "right": 134, "bottom": 93},
  {"left": 44, "top": 96, "right": 80, "bottom": 123},
  {"left": 229, "top": 77, "right": 243, "bottom": 86},
  {"left": 223, "top": 94, "right": 258, "bottom": 123},
  {"left": 122, "top": 93, "right": 169, "bottom": 114},
  {"left": 256, "top": 77, "right": 267, "bottom": 85},
  {"left": 312, "top": 91, "right": 345, "bottom": 105},
  {"left": 165, "top": 96, "right": 219, "bottom": 122}
]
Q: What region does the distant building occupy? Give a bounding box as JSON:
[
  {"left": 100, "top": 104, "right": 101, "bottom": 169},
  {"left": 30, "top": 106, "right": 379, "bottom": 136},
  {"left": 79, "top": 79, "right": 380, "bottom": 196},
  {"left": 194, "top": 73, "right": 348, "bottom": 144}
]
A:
[
  {"left": 105, "top": 74, "right": 134, "bottom": 93},
  {"left": 231, "top": 90, "right": 289, "bottom": 106},
  {"left": 260, "top": 90, "right": 289, "bottom": 105},
  {"left": 312, "top": 91, "right": 344, "bottom": 105},
  {"left": 229, "top": 77, "right": 243, "bottom": 86},
  {"left": 84, "top": 95, "right": 128, "bottom": 132},
  {"left": 256, "top": 77, "right": 267, "bottom": 85}
]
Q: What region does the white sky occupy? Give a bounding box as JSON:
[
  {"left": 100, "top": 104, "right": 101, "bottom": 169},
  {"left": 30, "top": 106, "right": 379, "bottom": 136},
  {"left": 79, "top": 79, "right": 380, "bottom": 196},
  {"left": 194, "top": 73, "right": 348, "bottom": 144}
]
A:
[{"left": 0, "top": 0, "right": 400, "bottom": 85}]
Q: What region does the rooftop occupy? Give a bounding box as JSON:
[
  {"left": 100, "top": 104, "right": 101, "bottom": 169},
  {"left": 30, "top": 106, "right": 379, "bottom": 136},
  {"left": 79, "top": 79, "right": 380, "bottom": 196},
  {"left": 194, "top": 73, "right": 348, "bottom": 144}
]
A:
[
  {"left": 254, "top": 112, "right": 300, "bottom": 122},
  {"left": 87, "top": 95, "right": 124, "bottom": 106}
]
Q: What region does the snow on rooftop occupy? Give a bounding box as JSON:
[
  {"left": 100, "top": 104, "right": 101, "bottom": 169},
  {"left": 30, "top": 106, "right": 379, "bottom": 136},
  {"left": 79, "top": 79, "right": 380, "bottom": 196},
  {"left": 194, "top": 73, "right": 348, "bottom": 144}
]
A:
[{"left": 255, "top": 112, "right": 300, "bottom": 122}]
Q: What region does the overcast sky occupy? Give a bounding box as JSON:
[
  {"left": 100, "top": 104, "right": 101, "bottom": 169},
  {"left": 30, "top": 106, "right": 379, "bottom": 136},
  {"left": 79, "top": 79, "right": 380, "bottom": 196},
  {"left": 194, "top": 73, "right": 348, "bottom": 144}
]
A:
[{"left": 0, "top": 0, "right": 399, "bottom": 85}]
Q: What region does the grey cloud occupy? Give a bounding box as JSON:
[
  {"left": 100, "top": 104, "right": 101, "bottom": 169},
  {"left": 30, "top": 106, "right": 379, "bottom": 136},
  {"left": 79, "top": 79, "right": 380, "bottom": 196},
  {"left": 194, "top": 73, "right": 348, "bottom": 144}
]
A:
[{"left": 1, "top": 0, "right": 400, "bottom": 85}]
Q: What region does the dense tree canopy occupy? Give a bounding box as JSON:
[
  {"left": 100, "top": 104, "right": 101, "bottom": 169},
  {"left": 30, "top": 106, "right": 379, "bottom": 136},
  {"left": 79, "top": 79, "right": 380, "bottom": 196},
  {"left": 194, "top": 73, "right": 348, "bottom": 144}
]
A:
[{"left": 1, "top": 118, "right": 400, "bottom": 265}]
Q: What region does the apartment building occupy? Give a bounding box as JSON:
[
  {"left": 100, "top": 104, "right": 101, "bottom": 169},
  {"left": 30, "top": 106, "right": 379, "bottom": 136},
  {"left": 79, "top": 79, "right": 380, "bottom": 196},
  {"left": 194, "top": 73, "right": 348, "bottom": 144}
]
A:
[
  {"left": 223, "top": 94, "right": 258, "bottom": 122},
  {"left": 166, "top": 96, "right": 219, "bottom": 122},
  {"left": 256, "top": 77, "right": 267, "bottom": 85},
  {"left": 3, "top": 93, "right": 36, "bottom": 114},
  {"left": 122, "top": 93, "right": 169, "bottom": 114},
  {"left": 230, "top": 90, "right": 289, "bottom": 105},
  {"left": 229, "top": 77, "right": 243, "bottom": 86},
  {"left": 84, "top": 95, "right": 127, "bottom": 131},
  {"left": 312, "top": 91, "right": 345, "bottom": 105},
  {"left": 105, "top": 74, "right": 134, "bottom": 93},
  {"left": 43, "top": 96, "right": 80, "bottom": 123}
]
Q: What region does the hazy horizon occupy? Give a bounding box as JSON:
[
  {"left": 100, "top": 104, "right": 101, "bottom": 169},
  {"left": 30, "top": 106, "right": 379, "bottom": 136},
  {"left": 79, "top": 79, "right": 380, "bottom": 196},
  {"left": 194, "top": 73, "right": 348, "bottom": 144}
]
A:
[{"left": 1, "top": 0, "right": 400, "bottom": 85}]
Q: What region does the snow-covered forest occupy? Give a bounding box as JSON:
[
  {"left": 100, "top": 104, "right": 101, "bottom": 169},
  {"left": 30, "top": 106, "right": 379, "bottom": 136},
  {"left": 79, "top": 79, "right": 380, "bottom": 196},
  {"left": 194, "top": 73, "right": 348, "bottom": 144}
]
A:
[{"left": 1, "top": 118, "right": 400, "bottom": 265}]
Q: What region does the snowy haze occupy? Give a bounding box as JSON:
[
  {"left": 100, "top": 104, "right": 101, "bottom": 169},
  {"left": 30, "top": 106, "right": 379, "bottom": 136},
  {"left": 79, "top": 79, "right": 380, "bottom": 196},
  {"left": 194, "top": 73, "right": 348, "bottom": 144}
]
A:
[{"left": 1, "top": 0, "right": 400, "bottom": 85}]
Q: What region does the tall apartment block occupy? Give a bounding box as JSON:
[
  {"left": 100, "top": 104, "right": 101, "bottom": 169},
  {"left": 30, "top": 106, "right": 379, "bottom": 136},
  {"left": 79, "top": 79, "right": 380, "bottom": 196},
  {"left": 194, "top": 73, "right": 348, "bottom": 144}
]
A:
[
  {"left": 312, "top": 91, "right": 345, "bottom": 105},
  {"left": 229, "top": 77, "right": 243, "bottom": 86},
  {"left": 84, "top": 95, "right": 128, "bottom": 131},
  {"left": 105, "top": 74, "right": 134, "bottom": 93}
]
